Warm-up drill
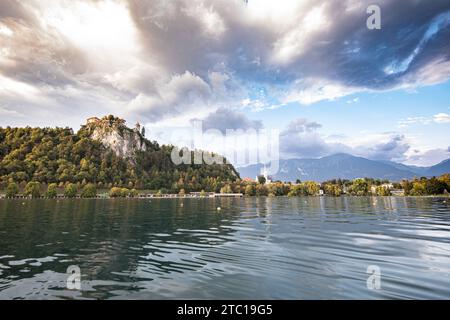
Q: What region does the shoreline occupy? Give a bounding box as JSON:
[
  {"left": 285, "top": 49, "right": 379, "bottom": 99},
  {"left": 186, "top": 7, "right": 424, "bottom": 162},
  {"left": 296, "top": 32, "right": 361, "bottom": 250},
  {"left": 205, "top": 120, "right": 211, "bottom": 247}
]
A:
[{"left": 1, "top": 194, "right": 448, "bottom": 200}]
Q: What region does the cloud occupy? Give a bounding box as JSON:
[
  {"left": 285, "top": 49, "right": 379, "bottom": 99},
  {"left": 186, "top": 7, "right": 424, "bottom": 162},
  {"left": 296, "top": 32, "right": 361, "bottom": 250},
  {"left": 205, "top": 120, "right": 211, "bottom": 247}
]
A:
[
  {"left": 191, "top": 107, "right": 263, "bottom": 133},
  {"left": 1, "top": 0, "right": 450, "bottom": 127},
  {"left": 398, "top": 112, "right": 450, "bottom": 127},
  {"left": 280, "top": 118, "right": 350, "bottom": 159},
  {"left": 356, "top": 134, "right": 410, "bottom": 162},
  {"left": 433, "top": 112, "right": 450, "bottom": 123},
  {"left": 280, "top": 118, "right": 413, "bottom": 163},
  {"left": 406, "top": 148, "right": 450, "bottom": 166}
]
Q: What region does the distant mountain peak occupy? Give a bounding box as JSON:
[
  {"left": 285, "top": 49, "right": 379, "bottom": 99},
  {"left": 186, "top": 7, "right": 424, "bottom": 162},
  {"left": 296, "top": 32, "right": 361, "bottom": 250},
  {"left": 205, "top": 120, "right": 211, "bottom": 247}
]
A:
[{"left": 237, "top": 153, "right": 450, "bottom": 182}]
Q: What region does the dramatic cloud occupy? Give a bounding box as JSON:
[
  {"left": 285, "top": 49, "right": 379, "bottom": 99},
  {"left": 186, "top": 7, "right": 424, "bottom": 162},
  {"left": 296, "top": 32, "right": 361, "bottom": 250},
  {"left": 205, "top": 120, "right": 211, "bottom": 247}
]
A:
[
  {"left": 1, "top": 0, "right": 450, "bottom": 126},
  {"left": 280, "top": 118, "right": 413, "bottom": 163}
]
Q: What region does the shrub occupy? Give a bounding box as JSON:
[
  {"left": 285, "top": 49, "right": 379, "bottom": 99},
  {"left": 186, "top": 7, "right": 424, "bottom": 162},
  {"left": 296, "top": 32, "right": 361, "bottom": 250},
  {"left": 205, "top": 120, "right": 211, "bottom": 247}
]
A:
[
  {"left": 109, "top": 187, "right": 132, "bottom": 197},
  {"left": 24, "top": 182, "right": 41, "bottom": 198},
  {"left": 64, "top": 183, "right": 77, "bottom": 198},
  {"left": 6, "top": 182, "right": 19, "bottom": 198},
  {"left": 109, "top": 187, "right": 123, "bottom": 198},
  {"left": 81, "top": 183, "right": 97, "bottom": 198},
  {"left": 46, "top": 183, "right": 58, "bottom": 198},
  {"left": 129, "top": 189, "right": 138, "bottom": 198}
]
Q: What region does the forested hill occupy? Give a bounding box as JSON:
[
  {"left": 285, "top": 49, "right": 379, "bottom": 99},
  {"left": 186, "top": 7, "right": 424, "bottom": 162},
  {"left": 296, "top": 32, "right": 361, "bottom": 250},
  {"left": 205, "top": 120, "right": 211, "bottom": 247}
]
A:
[{"left": 0, "top": 115, "right": 238, "bottom": 192}]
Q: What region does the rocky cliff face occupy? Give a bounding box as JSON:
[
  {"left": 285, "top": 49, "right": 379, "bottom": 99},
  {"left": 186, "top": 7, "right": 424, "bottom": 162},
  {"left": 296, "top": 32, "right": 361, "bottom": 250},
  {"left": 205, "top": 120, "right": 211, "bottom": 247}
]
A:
[{"left": 85, "top": 116, "right": 146, "bottom": 161}]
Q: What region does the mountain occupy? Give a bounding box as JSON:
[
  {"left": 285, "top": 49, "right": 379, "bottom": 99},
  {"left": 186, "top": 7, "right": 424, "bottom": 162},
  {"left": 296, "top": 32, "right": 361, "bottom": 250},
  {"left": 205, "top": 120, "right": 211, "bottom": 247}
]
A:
[
  {"left": 0, "top": 115, "right": 238, "bottom": 191},
  {"left": 426, "top": 158, "right": 450, "bottom": 177},
  {"left": 378, "top": 160, "right": 429, "bottom": 176},
  {"left": 237, "top": 153, "right": 449, "bottom": 182}
]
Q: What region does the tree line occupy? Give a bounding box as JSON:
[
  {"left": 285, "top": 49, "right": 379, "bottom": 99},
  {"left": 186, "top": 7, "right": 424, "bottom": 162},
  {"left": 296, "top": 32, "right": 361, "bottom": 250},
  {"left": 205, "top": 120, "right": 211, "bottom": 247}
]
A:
[
  {"left": 0, "top": 123, "right": 238, "bottom": 193},
  {"left": 2, "top": 175, "right": 449, "bottom": 199}
]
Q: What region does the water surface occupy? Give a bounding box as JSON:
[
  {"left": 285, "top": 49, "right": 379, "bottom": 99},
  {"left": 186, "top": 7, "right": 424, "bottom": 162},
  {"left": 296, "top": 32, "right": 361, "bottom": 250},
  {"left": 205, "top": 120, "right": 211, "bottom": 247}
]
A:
[{"left": 0, "top": 197, "right": 449, "bottom": 299}]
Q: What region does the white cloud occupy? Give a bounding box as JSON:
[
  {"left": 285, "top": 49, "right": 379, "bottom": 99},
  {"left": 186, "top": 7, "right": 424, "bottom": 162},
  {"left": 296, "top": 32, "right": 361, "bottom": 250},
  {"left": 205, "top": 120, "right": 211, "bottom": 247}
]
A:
[
  {"left": 433, "top": 112, "right": 450, "bottom": 123},
  {"left": 398, "top": 113, "right": 450, "bottom": 127}
]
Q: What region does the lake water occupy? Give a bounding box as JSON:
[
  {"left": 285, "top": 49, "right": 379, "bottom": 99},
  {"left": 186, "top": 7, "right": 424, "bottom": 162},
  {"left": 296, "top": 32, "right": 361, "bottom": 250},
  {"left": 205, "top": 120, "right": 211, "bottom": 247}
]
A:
[{"left": 0, "top": 197, "right": 449, "bottom": 299}]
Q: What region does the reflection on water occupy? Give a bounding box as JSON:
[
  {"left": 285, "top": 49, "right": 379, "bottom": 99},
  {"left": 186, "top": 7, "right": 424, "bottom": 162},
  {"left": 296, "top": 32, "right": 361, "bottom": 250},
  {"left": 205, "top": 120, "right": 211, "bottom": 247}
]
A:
[{"left": 0, "top": 197, "right": 449, "bottom": 299}]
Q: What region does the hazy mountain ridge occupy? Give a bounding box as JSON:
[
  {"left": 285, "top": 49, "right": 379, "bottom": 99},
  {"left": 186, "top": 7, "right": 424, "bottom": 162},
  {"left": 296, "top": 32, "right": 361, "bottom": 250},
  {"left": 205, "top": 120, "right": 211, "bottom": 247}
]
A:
[{"left": 237, "top": 153, "right": 450, "bottom": 182}]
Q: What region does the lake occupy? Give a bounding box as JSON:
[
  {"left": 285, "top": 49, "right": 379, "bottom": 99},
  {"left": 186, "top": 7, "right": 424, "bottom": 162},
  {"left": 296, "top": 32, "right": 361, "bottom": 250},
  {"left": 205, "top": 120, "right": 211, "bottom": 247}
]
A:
[{"left": 0, "top": 197, "right": 449, "bottom": 299}]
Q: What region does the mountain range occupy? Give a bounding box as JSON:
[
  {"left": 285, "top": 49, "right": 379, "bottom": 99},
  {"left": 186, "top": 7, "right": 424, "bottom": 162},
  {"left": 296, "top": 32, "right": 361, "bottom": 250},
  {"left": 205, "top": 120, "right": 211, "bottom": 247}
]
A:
[{"left": 237, "top": 153, "right": 450, "bottom": 182}]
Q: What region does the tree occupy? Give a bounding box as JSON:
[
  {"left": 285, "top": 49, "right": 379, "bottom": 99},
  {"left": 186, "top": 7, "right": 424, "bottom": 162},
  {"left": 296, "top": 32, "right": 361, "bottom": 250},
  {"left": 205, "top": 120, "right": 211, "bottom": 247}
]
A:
[
  {"left": 288, "top": 183, "right": 309, "bottom": 196},
  {"left": 376, "top": 186, "right": 391, "bottom": 196},
  {"left": 304, "top": 181, "right": 320, "bottom": 196},
  {"left": 424, "top": 177, "right": 446, "bottom": 195},
  {"left": 410, "top": 182, "right": 426, "bottom": 196},
  {"left": 244, "top": 184, "right": 255, "bottom": 196},
  {"left": 401, "top": 180, "right": 413, "bottom": 196},
  {"left": 81, "top": 183, "right": 97, "bottom": 198},
  {"left": 46, "top": 183, "right": 58, "bottom": 198},
  {"left": 257, "top": 175, "right": 266, "bottom": 185},
  {"left": 178, "top": 188, "right": 186, "bottom": 197},
  {"left": 64, "top": 183, "right": 77, "bottom": 198},
  {"left": 255, "top": 184, "right": 268, "bottom": 196},
  {"left": 6, "top": 182, "right": 19, "bottom": 198},
  {"left": 324, "top": 184, "right": 342, "bottom": 197},
  {"left": 348, "top": 179, "right": 369, "bottom": 196},
  {"left": 109, "top": 187, "right": 123, "bottom": 198},
  {"left": 220, "top": 184, "right": 232, "bottom": 194},
  {"left": 129, "top": 189, "right": 138, "bottom": 197},
  {"left": 24, "top": 182, "right": 41, "bottom": 198}
]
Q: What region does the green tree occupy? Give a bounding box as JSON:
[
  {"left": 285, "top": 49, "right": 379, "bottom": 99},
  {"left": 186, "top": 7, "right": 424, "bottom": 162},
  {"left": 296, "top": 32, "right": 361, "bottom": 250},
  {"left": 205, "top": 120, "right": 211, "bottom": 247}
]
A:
[
  {"left": 81, "top": 183, "right": 97, "bottom": 198},
  {"left": 46, "top": 183, "right": 58, "bottom": 198},
  {"left": 410, "top": 182, "right": 426, "bottom": 196},
  {"left": 220, "top": 184, "right": 233, "bottom": 194},
  {"left": 324, "top": 184, "right": 342, "bottom": 197},
  {"left": 129, "top": 189, "right": 138, "bottom": 197},
  {"left": 257, "top": 175, "right": 266, "bottom": 185},
  {"left": 244, "top": 184, "right": 255, "bottom": 196},
  {"left": 109, "top": 187, "right": 123, "bottom": 198},
  {"left": 24, "top": 182, "right": 41, "bottom": 198},
  {"left": 376, "top": 186, "right": 391, "bottom": 196},
  {"left": 348, "top": 179, "right": 369, "bottom": 196},
  {"left": 6, "top": 182, "right": 19, "bottom": 198},
  {"left": 304, "top": 181, "right": 320, "bottom": 196},
  {"left": 255, "top": 184, "right": 268, "bottom": 196},
  {"left": 64, "top": 183, "right": 78, "bottom": 198}
]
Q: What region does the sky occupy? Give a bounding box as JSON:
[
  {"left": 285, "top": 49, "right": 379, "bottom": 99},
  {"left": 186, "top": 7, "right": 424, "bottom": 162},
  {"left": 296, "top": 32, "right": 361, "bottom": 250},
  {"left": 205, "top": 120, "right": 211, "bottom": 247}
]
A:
[{"left": 0, "top": 0, "right": 449, "bottom": 166}]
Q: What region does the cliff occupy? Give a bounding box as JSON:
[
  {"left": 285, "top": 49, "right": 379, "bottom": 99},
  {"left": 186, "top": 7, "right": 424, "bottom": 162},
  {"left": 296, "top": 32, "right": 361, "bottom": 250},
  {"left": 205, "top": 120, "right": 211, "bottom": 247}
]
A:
[{"left": 83, "top": 116, "right": 147, "bottom": 161}]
